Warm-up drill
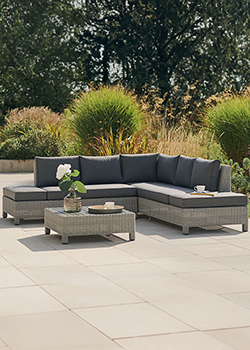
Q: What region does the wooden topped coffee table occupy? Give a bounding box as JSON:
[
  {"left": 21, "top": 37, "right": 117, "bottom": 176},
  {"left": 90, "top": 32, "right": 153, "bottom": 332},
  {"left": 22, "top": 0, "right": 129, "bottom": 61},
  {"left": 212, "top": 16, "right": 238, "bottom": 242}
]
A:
[{"left": 44, "top": 206, "right": 135, "bottom": 244}]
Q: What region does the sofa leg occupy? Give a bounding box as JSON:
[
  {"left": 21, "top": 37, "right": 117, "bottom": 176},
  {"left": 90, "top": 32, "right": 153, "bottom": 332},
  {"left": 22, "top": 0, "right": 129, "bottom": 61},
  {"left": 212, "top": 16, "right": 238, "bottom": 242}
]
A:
[
  {"left": 2, "top": 212, "right": 7, "bottom": 218},
  {"left": 14, "top": 217, "right": 20, "bottom": 225},
  {"left": 182, "top": 226, "right": 189, "bottom": 235},
  {"left": 129, "top": 231, "right": 135, "bottom": 241},
  {"left": 61, "top": 235, "right": 68, "bottom": 244},
  {"left": 243, "top": 223, "right": 248, "bottom": 232},
  {"left": 148, "top": 216, "right": 151, "bottom": 221}
]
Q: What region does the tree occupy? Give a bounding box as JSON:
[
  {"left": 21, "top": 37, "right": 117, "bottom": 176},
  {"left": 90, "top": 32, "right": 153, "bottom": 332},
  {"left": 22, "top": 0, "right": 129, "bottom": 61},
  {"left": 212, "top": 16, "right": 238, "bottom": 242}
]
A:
[
  {"left": 81, "top": 0, "right": 250, "bottom": 99},
  {"left": 1, "top": 0, "right": 249, "bottom": 122},
  {"left": 0, "top": 0, "right": 87, "bottom": 117}
]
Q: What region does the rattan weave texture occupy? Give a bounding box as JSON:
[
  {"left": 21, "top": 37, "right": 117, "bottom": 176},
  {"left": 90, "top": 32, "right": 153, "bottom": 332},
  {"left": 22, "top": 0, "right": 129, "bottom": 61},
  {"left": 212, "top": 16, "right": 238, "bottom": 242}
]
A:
[
  {"left": 3, "top": 196, "right": 137, "bottom": 225},
  {"left": 44, "top": 206, "right": 135, "bottom": 244},
  {"left": 138, "top": 197, "right": 248, "bottom": 234}
]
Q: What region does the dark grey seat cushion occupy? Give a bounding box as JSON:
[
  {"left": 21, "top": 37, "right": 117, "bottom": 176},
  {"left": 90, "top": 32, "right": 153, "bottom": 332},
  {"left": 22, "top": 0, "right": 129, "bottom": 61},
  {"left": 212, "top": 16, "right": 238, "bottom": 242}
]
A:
[
  {"left": 80, "top": 155, "right": 123, "bottom": 185},
  {"left": 79, "top": 183, "right": 137, "bottom": 199},
  {"left": 42, "top": 186, "right": 67, "bottom": 200},
  {"left": 34, "top": 156, "right": 80, "bottom": 187},
  {"left": 130, "top": 182, "right": 170, "bottom": 204},
  {"left": 121, "top": 153, "right": 158, "bottom": 183},
  {"left": 169, "top": 191, "right": 248, "bottom": 208},
  {"left": 174, "top": 155, "right": 196, "bottom": 188},
  {"left": 157, "top": 154, "right": 179, "bottom": 184},
  {"left": 42, "top": 183, "right": 136, "bottom": 200},
  {"left": 190, "top": 158, "right": 221, "bottom": 191},
  {"left": 3, "top": 186, "right": 47, "bottom": 201},
  {"left": 133, "top": 182, "right": 248, "bottom": 208}
]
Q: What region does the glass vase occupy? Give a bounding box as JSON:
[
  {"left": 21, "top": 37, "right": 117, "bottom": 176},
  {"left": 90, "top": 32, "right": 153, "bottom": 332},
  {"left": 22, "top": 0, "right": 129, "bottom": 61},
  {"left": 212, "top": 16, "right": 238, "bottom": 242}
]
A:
[{"left": 63, "top": 187, "right": 81, "bottom": 213}]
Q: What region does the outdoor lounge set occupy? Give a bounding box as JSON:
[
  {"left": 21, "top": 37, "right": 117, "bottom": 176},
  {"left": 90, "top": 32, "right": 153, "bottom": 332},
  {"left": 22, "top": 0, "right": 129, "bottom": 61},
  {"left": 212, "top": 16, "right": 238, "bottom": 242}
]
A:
[{"left": 2, "top": 153, "right": 249, "bottom": 234}]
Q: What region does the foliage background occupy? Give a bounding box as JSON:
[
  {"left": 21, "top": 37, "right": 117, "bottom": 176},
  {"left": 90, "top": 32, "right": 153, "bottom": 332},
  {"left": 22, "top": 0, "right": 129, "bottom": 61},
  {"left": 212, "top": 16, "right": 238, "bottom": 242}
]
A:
[
  {"left": 0, "top": 0, "right": 87, "bottom": 119},
  {"left": 1, "top": 0, "right": 250, "bottom": 197},
  {"left": 1, "top": 0, "right": 250, "bottom": 121}
]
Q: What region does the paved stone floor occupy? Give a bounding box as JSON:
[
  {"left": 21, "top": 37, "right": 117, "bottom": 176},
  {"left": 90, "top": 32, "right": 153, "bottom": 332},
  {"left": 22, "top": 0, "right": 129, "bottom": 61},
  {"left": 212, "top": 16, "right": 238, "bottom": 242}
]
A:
[{"left": 0, "top": 173, "right": 250, "bottom": 349}]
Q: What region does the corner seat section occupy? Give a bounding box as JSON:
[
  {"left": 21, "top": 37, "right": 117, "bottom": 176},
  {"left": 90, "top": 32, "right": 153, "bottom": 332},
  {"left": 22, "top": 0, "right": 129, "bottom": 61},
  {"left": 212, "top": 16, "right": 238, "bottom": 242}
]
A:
[
  {"left": 131, "top": 182, "right": 248, "bottom": 234},
  {"left": 131, "top": 182, "right": 247, "bottom": 208}
]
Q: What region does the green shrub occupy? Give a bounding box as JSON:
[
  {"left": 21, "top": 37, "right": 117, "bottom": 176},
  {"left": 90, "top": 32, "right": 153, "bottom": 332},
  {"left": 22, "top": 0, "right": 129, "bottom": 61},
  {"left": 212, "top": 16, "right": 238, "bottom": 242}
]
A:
[
  {"left": 66, "top": 85, "right": 145, "bottom": 153},
  {"left": 230, "top": 158, "right": 250, "bottom": 195},
  {"left": 0, "top": 128, "right": 62, "bottom": 160},
  {"left": 203, "top": 96, "right": 250, "bottom": 164},
  {"left": 0, "top": 106, "right": 63, "bottom": 142},
  {"left": 0, "top": 106, "right": 65, "bottom": 159}
]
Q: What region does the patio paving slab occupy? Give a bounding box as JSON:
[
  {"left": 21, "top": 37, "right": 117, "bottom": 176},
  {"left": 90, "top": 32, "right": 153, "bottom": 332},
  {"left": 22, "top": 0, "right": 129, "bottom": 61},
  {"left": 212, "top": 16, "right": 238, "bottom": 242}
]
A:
[
  {"left": 115, "top": 331, "right": 235, "bottom": 350},
  {"left": 176, "top": 269, "right": 250, "bottom": 294},
  {"left": 0, "top": 286, "right": 66, "bottom": 317},
  {"left": 0, "top": 339, "right": 7, "bottom": 349},
  {"left": 41, "top": 275, "right": 142, "bottom": 309},
  {"left": 1, "top": 248, "right": 78, "bottom": 269},
  {"left": 159, "top": 235, "right": 220, "bottom": 246},
  {"left": 1, "top": 173, "right": 250, "bottom": 349},
  {"left": 180, "top": 242, "right": 250, "bottom": 258},
  {"left": 20, "top": 265, "right": 142, "bottom": 308},
  {"left": 93, "top": 261, "right": 221, "bottom": 300},
  {"left": 212, "top": 255, "right": 250, "bottom": 271},
  {"left": 206, "top": 327, "right": 250, "bottom": 350},
  {"left": 145, "top": 255, "right": 230, "bottom": 273},
  {"left": 152, "top": 293, "right": 250, "bottom": 330},
  {"left": 0, "top": 266, "right": 34, "bottom": 288},
  {"left": 0, "top": 257, "right": 11, "bottom": 267},
  {"left": 75, "top": 303, "right": 194, "bottom": 339},
  {"left": 111, "top": 231, "right": 193, "bottom": 259},
  {"left": 20, "top": 264, "right": 92, "bottom": 284},
  {"left": 211, "top": 224, "right": 250, "bottom": 239},
  {"left": 222, "top": 291, "right": 250, "bottom": 310},
  {"left": 61, "top": 245, "right": 141, "bottom": 266},
  {"left": 0, "top": 311, "right": 119, "bottom": 350},
  {"left": 40, "top": 232, "right": 112, "bottom": 249},
  {"left": 221, "top": 238, "right": 250, "bottom": 250}
]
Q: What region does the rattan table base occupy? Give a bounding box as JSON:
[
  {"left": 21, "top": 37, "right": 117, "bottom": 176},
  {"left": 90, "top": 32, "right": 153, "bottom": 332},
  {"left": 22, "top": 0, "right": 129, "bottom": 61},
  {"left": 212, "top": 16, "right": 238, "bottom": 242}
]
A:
[{"left": 44, "top": 206, "right": 136, "bottom": 244}]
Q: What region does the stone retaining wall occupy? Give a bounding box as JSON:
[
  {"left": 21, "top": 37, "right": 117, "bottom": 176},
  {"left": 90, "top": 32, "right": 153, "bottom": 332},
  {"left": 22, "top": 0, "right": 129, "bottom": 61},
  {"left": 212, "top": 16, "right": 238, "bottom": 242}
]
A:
[{"left": 0, "top": 159, "right": 34, "bottom": 173}]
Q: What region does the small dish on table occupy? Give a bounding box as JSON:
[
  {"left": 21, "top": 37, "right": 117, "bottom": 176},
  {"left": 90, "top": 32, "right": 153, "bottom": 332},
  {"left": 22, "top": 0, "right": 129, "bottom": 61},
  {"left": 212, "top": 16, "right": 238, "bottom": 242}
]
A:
[{"left": 88, "top": 205, "right": 124, "bottom": 214}]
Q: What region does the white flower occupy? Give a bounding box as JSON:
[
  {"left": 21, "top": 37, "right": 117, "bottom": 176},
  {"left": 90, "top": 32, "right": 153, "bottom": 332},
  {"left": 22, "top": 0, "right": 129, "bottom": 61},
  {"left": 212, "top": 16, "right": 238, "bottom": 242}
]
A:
[
  {"left": 63, "top": 164, "right": 72, "bottom": 174},
  {"left": 56, "top": 164, "right": 72, "bottom": 180}
]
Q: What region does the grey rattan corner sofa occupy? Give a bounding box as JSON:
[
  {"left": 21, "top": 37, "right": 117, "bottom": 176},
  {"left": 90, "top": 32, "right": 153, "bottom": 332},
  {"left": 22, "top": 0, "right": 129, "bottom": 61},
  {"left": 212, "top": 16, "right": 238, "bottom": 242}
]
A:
[{"left": 2, "top": 153, "right": 249, "bottom": 234}]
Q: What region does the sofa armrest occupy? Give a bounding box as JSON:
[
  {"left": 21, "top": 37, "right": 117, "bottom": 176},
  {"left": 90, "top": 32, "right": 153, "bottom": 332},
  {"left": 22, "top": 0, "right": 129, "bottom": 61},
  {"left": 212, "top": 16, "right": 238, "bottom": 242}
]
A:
[
  {"left": 218, "top": 164, "right": 231, "bottom": 192},
  {"left": 34, "top": 161, "right": 38, "bottom": 186}
]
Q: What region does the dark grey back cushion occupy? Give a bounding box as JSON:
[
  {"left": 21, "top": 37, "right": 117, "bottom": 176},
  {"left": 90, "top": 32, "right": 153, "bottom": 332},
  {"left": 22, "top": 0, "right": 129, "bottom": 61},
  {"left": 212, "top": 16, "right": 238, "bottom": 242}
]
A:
[
  {"left": 157, "top": 154, "right": 179, "bottom": 184},
  {"left": 34, "top": 156, "right": 80, "bottom": 187},
  {"left": 80, "top": 155, "right": 123, "bottom": 184},
  {"left": 190, "top": 158, "right": 221, "bottom": 191},
  {"left": 174, "top": 155, "right": 196, "bottom": 188},
  {"left": 121, "top": 153, "right": 158, "bottom": 183}
]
